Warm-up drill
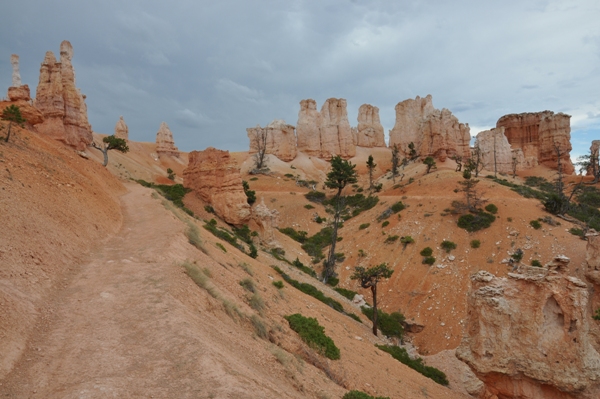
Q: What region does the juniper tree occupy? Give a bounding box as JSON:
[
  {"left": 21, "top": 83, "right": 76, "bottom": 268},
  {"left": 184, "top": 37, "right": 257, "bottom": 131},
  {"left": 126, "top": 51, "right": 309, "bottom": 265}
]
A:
[
  {"left": 1, "top": 105, "right": 26, "bottom": 143},
  {"left": 423, "top": 156, "right": 436, "bottom": 174},
  {"left": 351, "top": 263, "right": 394, "bottom": 336},
  {"left": 366, "top": 154, "right": 376, "bottom": 191},
  {"left": 90, "top": 135, "right": 129, "bottom": 166}
]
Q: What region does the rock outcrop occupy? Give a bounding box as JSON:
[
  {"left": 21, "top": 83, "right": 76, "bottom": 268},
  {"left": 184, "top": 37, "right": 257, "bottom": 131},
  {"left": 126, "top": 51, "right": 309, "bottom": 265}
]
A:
[
  {"left": 586, "top": 141, "right": 600, "bottom": 178},
  {"left": 457, "top": 258, "right": 600, "bottom": 399},
  {"left": 11, "top": 54, "right": 21, "bottom": 87},
  {"left": 155, "top": 122, "right": 179, "bottom": 157},
  {"left": 34, "top": 41, "right": 92, "bottom": 150},
  {"left": 114, "top": 116, "right": 128, "bottom": 140},
  {"left": 252, "top": 198, "right": 281, "bottom": 248},
  {"left": 355, "top": 104, "right": 386, "bottom": 148},
  {"left": 247, "top": 119, "right": 297, "bottom": 162},
  {"left": 296, "top": 98, "right": 356, "bottom": 159},
  {"left": 496, "top": 111, "right": 574, "bottom": 174},
  {"left": 586, "top": 230, "right": 600, "bottom": 271},
  {"left": 389, "top": 95, "right": 470, "bottom": 162},
  {"left": 183, "top": 147, "right": 251, "bottom": 226},
  {"left": 475, "top": 127, "right": 529, "bottom": 174}
]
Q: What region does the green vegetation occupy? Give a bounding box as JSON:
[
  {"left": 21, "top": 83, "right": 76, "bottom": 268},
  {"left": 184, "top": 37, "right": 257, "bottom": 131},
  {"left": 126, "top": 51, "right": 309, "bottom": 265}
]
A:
[
  {"left": 351, "top": 263, "right": 394, "bottom": 336},
  {"left": 470, "top": 239, "right": 481, "bottom": 249},
  {"left": 342, "top": 391, "right": 390, "bottom": 399},
  {"left": 203, "top": 219, "right": 241, "bottom": 249},
  {"left": 400, "top": 236, "right": 414, "bottom": 249},
  {"left": 305, "top": 190, "right": 326, "bottom": 203},
  {"left": 457, "top": 211, "right": 496, "bottom": 232},
  {"left": 249, "top": 293, "right": 265, "bottom": 313},
  {"left": 284, "top": 314, "right": 340, "bottom": 360},
  {"left": 136, "top": 180, "right": 192, "bottom": 210},
  {"left": 322, "top": 193, "right": 380, "bottom": 220},
  {"left": 292, "top": 257, "right": 317, "bottom": 278},
  {"left": 204, "top": 205, "right": 214, "bottom": 213},
  {"left": 272, "top": 266, "right": 344, "bottom": 313},
  {"left": 89, "top": 134, "right": 130, "bottom": 167},
  {"left": 304, "top": 204, "right": 315, "bottom": 209},
  {"left": 239, "top": 278, "right": 255, "bottom": 293},
  {"left": 594, "top": 308, "right": 600, "bottom": 321},
  {"left": 569, "top": 227, "right": 584, "bottom": 238},
  {"left": 531, "top": 259, "right": 542, "bottom": 267},
  {"left": 422, "top": 256, "right": 436, "bottom": 265},
  {"left": 1, "top": 104, "right": 26, "bottom": 142},
  {"left": 216, "top": 243, "right": 227, "bottom": 252},
  {"left": 250, "top": 315, "right": 268, "bottom": 339},
  {"left": 375, "top": 345, "right": 449, "bottom": 386},
  {"left": 166, "top": 168, "right": 175, "bottom": 181},
  {"left": 361, "top": 308, "right": 404, "bottom": 339},
  {"left": 384, "top": 235, "right": 399, "bottom": 244},
  {"left": 423, "top": 156, "right": 437, "bottom": 173},
  {"left": 381, "top": 221, "right": 389, "bottom": 228},
  {"left": 530, "top": 220, "right": 542, "bottom": 230},
  {"left": 185, "top": 223, "right": 205, "bottom": 253},
  {"left": 279, "top": 227, "right": 308, "bottom": 243},
  {"left": 359, "top": 223, "right": 370, "bottom": 230},
  {"left": 272, "top": 280, "right": 284, "bottom": 289},
  {"left": 440, "top": 240, "right": 457, "bottom": 253},
  {"left": 420, "top": 247, "right": 433, "bottom": 256},
  {"left": 301, "top": 226, "right": 335, "bottom": 263},
  {"left": 334, "top": 287, "right": 358, "bottom": 301},
  {"left": 242, "top": 180, "right": 256, "bottom": 205},
  {"left": 377, "top": 201, "right": 405, "bottom": 221},
  {"left": 485, "top": 203, "right": 498, "bottom": 214},
  {"left": 511, "top": 248, "right": 524, "bottom": 263}
]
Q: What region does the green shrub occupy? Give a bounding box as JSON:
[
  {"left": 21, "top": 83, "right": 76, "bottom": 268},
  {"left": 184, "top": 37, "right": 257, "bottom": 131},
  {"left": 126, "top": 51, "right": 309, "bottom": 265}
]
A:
[
  {"left": 391, "top": 201, "right": 405, "bottom": 213},
  {"left": 440, "top": 240, "right": 457, "bottom": 253},
  {"left": 400, "top": 236, "right": 414, "bottom": 248},
  {"left": 284, "top": 173, "right": 294, "bottom": 178},
  {"left": 346, "top": 313, "right": 362, "bottom": 323},
  {"left": 301, "top": 227, "right": 334, "bottom": 262},
  {"left": 239, "top": 278, "right": 255, "bottom": 292},
  {"left": 381, "top": 221, "right": 390, "bottom": 227},
  {"left": 384, "top": 235, "right": 399, "bottom": 244},
  {"left": 359, "top": 223, "right": 370, "bottom": 230},
  {"left": 485, "top": 203, "right": 498, "bottom": 214},
  {"left": 272, "top": 280, "right": 284, "bottom": 289},
  {"left": 342, "top": 391, "right": 390, "bottom": 399},
  {"left": 204, "top": 205, "right": 214, "bottom": 213},
  {"left": 292, "top": 257, "right": 317, "bottom": 278},
  {"left": 530, "top": 220, "right": 542, "bottom": 230},
  {"left": 457, "top": 211, "right": 496, "bottom": 232},
  {"left": 334, "top": 287, "right": 358, "bottom": 300},
  {"left": 249, "top": 177, "right": 258, "bottom": 181},
  {"left": 569, "top": 227, "right": 584, "bottom": 238},
  {"left": 326, "top": 276, "right": 339, "bottom": 287},
  {"left": 531, "top": 259, "right": 542, "bottom": 267},
  {"left": 304, "top": 204, "right": 315, "bottom": 209},
  {"left": 422, "top": 256, "right": 435, "bottom": 265},
  {"left": 420, "top": 247, "right": 433, "bottom": 256},
  {"left": 216, "top": 243, "right": 227, "bottom": 252},
  {"left": 375, "top": 345, "right": 449, "bottom": 386},
  {"left": 233, "top": 224, "right": 253, "bottom": 244},
  {"left": 361, "top": 308, "right": 404, "bottom": 339},
  {"left": 203, "top": 221, "right": 242, "bottom": 250},
  {"left": 248, "top": 243, "right": 258, "bottom": 259},
  {"left": 305, "top": 191, "right": 326, "bottom": 203},
  {"left": 279, "top": 227, "right": 308, "bottom": 243},
  {"left": 284, "top": 314, "right": 340, "bottom": 360},
  {"left": 577, "top": 186, "right": 600, "bottom": 208},
  {"left": 470, "top": 239, "right": 481, "bottom": 249},
  {"left": 272, "top": 267, "right": 344, "bottom": 313}
]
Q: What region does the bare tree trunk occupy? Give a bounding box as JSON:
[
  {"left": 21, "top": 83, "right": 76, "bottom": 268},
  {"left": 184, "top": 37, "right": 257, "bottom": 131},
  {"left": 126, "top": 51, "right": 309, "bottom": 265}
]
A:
[
  {"left": 323, "top": 189, "right": 343, "bottom": 283},
  {"left": 4, "top": 122, "right": 11, "bottom": 143},
  {"left": 371, "top": 284, "right": 378, "bottom": 336}
]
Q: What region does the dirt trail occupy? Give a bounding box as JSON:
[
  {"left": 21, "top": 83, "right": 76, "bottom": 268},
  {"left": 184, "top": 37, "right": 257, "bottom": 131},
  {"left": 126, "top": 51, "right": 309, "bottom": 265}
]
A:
[{"left": 0, "top": 184, "right": 288, "bottom": 398}]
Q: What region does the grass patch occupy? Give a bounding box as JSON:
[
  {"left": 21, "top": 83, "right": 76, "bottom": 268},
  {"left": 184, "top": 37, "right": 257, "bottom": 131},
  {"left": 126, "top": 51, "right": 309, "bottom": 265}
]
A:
[
  {"left": 376, "top": 345, "right": 449, "bottom": 386},
  {"left": 216, "top": 243, "right": 227, "bottom": 252},
  {"left": 323, "top": 194, "right": 379, "bottom": 219},
  {"left": 343, "top": 391, "right": 390, "bottom": 399},
  {"left": 182, "top": 261, "right": 219, "bottom": 298},
  {"left": 279, "top": 227, "right": 308, "bottom": 243},
  {"left": 239, "top": 278, "right": 255, "bottom": 293},
  {"left": 249, "top": 293, "right": 265, "bottom": 313},
  {"left": 531, "top": 259, "right": 542, "bottom": 267},
  {"left": 457, "top": 211, "right": 496, "bottom": 232},
  {"left": 251, "top": 315, "right": 268, "bottom": 339},
  {"left": 334, "top": 287, "right": 358, "bottom": 300},
  {"left": 304, "top": 204, "right": 315, "bottom": 209},
  {"left": 569, "top": 227, "right": 584, "bottom": 238},
  {"left": 359, "top": 223, "right": 370, "bottom": 230},
  {"left": 136, "top": 180, "right": 194, "bottom": 213},
  {"left": 185, "top": 222, "right": 206, "bottom": 253},
  {"left": 361, "top": 308, "right": 404, "bottom": 339},
  {"left": 285, "top": 314, "right": 340, "bottom": 360},
  {"left": 377, "top": 201, "right": 405, "bottom": 222},
  {"left": 381, "top": 220, "right": 389, "bottom": 228}
]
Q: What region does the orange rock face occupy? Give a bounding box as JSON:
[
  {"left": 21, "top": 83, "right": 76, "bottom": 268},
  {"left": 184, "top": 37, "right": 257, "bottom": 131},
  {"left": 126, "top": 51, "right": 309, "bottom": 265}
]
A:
[
  {"left": 389, "top": 95, "right": 470, "bottom": 162},
  {"left": 475, "top": 127, "right": 529, "bottom": 174},
  {"left": 155, "top": 122, "right": 179, "bottom": 157},
  {"left": 34, "top": 41, "right": 92, "bottom": 150},
  {"left": 296, "top": 98, "right": 356, "bottom": 159},
  {"left": 183, "top": 147, "right": 251, "bottom": 226},
  {"left": 496, "top": 111, "right": 574, "bottom": 174},
  {"left": 114, "top": 116, "right": 128, "bottom": 141},
  {"left": 355, "top": 104, "right": 386, "bottom": 148},
  {"left": 1, "top": 84, "right": 44, "bottom": 127},
  {"left": 457, "top": 261, "right": 600, "bottom": 399},
  {"left": 252, "top": 198, "right": 281, "bottom": 248},
  {"left": 247, "top": 119, "right": 297, "bottom": 162}
]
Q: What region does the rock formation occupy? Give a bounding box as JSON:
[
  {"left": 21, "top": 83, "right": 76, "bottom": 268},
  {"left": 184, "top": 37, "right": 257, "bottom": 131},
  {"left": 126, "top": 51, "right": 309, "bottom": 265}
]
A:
[
  {"left": 389, "top": 95, "right": 471, "bottom": 162},
  {"left": 183, "top": 147, "right": 251, "bottom": 226},
  {"left": 155, "top": 122, "right": 179, "bottom": 157},
  {"left": 496, "top": 111, "right": 574, "bottom": 174},
  {"left": 296, "top": 98, "right": 356, "bottom": 159},
  {"left": 355, "top": 104, "right": 386, "bottom": 148},
  {"left": 114, "top": 116, "right": 128, "bottom": 140},
  {"left": 11, "top": 54, "right": 21, "bottom": 87},
  {"left": 247, "top": 119, "right": 297, "bottom": 162},
  {"left": 34, "top": 41, "right": 92, "bottom": 150},
  {"left": 586, "top": 141, "right": 600, "bottom": 178},
  {"left": 1, "top": 55, "right": 44, "bottom": 127},
  {"left": 475, "top": 127, "right": 529, "bottom": 174},
  {"left": 586, "top": 230, "right": 600, "bottom": 271},
  {"left": 457, "top": 258, "right": 600, "bottom": 399},
  {"left": 252, "top": 198, "right": 281, "bottom": 248}
]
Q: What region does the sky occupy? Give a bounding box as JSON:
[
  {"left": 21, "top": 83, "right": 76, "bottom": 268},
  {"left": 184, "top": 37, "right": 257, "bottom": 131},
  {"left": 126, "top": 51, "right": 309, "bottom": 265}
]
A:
[{"left": 1, "top": 0, "right": 599, "bottom": 163}]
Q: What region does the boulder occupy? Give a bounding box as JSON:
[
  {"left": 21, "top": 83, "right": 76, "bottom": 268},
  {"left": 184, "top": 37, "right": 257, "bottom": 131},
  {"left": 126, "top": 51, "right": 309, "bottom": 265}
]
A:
[
  {"left": 246, "top": 119, "right": 297, "bottom": 162},
  {"left": 155, "top": 122, "right": 179, "bottom": 157},
  {"left": 252, "top": 198, "right": 281, "bottom": 248},
  {"left": 34, "top": 41, "right": 93, "bottom": 150},
  {"left": 456, "top": 263, "right": 600, "bottom": 399},
  {"left": 496, "top": 111, "right": 574, "bottom": 174},
  {"left": 114, "top": 116, "right": 128, "bottom": 141},
  {"left": 183, "top": 147, "right": 251, "bottom": 226},
  {"left": 389, "top": 95, "right": 470, "bottom": 162},
  {"left": 356, "top": 104, "right": 386, "bottom": 148},
  {"left": 296, "top": 98, "right": 356, "bottom": 159}
]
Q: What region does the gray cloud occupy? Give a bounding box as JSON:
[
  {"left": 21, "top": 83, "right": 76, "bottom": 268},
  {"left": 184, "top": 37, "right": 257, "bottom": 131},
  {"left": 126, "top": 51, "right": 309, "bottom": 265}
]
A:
[{"left": 1, "top": 0, "right": 598, "bottom": 156}]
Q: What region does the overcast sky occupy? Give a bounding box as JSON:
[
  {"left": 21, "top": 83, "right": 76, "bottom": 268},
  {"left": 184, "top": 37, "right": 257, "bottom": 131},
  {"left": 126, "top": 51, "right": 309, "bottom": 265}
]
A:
[{"left": 1, "top": 0, "right": 598, "bottom": 161}]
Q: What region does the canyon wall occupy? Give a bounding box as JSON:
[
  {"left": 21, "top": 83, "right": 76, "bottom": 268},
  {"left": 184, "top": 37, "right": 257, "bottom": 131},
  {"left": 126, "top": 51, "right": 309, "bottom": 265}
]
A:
[
  {"left": 389, "top": 95, "right": 470, "bottom": 162},
  {"left": 496, "top": 112, "right": 574, "bottom": 174},
  {"left": 183, "top": 147, "right": 251, "bottom": 226},
  {"left": 457, "top": 257, "right": 600, "bottom": 399},
  {"left": 34, "top": 41, "right": 92, "bottom": 150},
  {"left": 475, "top": 127, "right": 530, "bottom": 174},
  {"left": 246, "top": 119, "right": 297, "bottom": 162}
]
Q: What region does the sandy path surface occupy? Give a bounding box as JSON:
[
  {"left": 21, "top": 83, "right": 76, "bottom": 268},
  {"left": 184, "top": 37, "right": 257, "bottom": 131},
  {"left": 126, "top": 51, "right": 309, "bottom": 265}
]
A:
[{"left": 0, "top": 184, "right": 284, "bottom": 399}]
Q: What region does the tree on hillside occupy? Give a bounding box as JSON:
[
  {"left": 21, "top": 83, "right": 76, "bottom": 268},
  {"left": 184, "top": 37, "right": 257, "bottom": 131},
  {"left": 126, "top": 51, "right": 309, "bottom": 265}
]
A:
[
  {"left": 577, "top": 146, "right": 599, "bottom": 184},
  {"left": 456, "top": 166, "right": 485, "bottom": 213},
  {"left": 466, "top": 145, "right": 485, "bottom": 178},
  {"left": 391, "top": 144, "right": 400, "bottom": 183},
  {"left": 423, "top": 156, "right": 436, "bottom": 174},
  {"left": 351, "top": 263, "right": 394, "bottom": 336},
  {"left": 451, "top": 155, "right": 463, "bottom": 172},
  {"left": 90, "top": 135, "right": 129, "bottom": 166},
  {"left": 366, "top": 154, "right": 376, "bottom": 191},
  {"left": 242, "top": 180, "right": 256, "bottom": 205},
  {"left": 407, "top": 141, "right": 418, "bottom": 161},
  {"left": 1, "top": 105, "right": 26, "bottom": 143},
  {"left": 323, "top": 155, "right": 357, "bottom": 283},
  {"left": 249, "top": 126, "right": 268, "bottom": 170}
]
